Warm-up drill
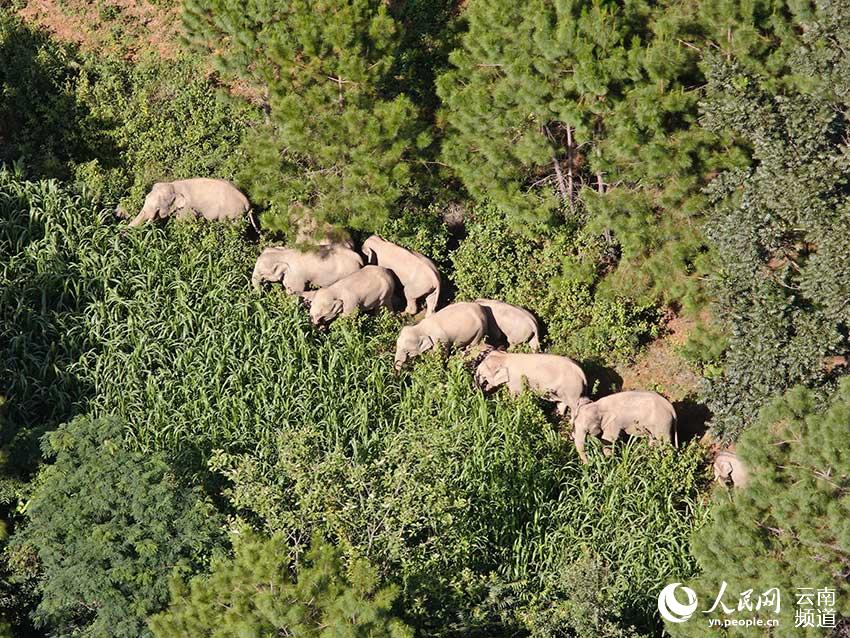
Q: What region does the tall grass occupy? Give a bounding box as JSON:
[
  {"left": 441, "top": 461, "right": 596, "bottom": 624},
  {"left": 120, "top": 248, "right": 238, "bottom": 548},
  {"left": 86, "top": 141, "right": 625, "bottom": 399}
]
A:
[{"left": 1, "top": 171, "right": 709, "bottom": 636}]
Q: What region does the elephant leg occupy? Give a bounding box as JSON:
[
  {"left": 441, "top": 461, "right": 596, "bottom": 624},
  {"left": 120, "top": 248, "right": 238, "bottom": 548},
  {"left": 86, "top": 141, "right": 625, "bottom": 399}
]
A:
[
  {"left": 404, "top": 295, "right": 418, "bottom": 315},
  {"left": 556, "top": 401, "right": 568, "bottom": 416},
  {"left": 424, "top": 290, "right": 439, "bottom": 316}
]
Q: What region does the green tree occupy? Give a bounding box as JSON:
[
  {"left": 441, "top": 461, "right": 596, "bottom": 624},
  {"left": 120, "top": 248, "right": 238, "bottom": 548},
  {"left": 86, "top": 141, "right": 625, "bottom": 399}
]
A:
[
  {"left": 671, "top": 379, "right": 850, "bottom": 636},
  {"left": 183, "top": 0, "right": 429, "bottom": 235},
  {"left": 701, "top": 0, "right": 850, "bottom": 439},
  {"left": 437, "top": 0, "right": 740, "bottom": 308},
  {"left": 10, "top": 416, "right": 223, "bottom": 638},
  {"left": 149, "top": 532, "right": 413, "bottom": 638}
]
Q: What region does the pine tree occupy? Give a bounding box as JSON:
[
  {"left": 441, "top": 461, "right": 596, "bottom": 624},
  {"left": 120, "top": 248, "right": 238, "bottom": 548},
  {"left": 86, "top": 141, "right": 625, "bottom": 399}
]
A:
[
  {"left": 10, "top": 416, "right": 223, "bottom": 638},
  {"left": 670, "top": 380, "right": 850, "bottom": 636},
  {"left": 182, "top": 0, "right": 429, "bottom": 235},
  {"left": 437, "top": 0, "right": 740, "bottom": 308},
  {"left": 701, "top": 0, "right": 850, "bottom": 439},
  {"left": 149, "top": 532, "right": 413, "bottom": 638}
]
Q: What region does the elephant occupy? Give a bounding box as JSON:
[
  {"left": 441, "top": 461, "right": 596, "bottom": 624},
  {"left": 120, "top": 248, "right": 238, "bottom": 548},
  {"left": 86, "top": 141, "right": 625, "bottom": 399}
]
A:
[
  {"left": 394, "top": 302, "right": 489, "bottom": 370},
  {"left": 571, "top": 391, "right": 678, "bottom": 463},
  {"left": 474, "top": 351, "right": 586, "bottom": 415},
  {"left": 128, "top": 178, "right": 253, "bottom": 227},
  {"left": 713, "top": 450, "right": 749, "bottom": 488},
  {"left": 251, "top": 244, "right": 363, "bottom": 294},
  {"left": 361, "top": 235, "right": 441, "bottom": 315},
  {"left": 308, "top": 266, "right": 396, "bottom": 326},
  {"left": 475, "top": 299, "right": 541, "bottom": 350}
]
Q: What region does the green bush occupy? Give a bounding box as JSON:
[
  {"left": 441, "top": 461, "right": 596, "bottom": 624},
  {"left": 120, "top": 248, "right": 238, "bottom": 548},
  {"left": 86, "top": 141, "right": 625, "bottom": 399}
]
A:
[
  {"left": 149, "top": 532, "right": 413, "bottom": 638},
  {"left": 10, "top": 415, "right": 223, "bottom": 638},
  {"left": 671, "top": 379, "right": 850, "bottom": 637},
  {"left": 450, "top": 204, "right": 659, "bottom": 362},
  {"left": 0, "top": 14, "right": 253, "bottom": 212},
  {"left": 1, "top": 172, "right": 704, "bottom": 636},
  {"left": 70, "top": 54, "right": 256, "bottom": 212}
]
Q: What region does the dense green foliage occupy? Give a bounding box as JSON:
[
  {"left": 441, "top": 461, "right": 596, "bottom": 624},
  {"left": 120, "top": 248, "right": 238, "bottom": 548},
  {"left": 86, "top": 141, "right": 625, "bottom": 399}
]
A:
[
  {"left": 0, "top": 171, "right": 706, "bottom": 636},
  {"left": 11, "top": 416, "right": 222, "bottom": 638},
  {"left": 3, "top": 0, "right": 850, "bottom": 634},
  {"left": 0, "top": 15, "right": 251, "bottom": 211},
  {"left": 673, "top": 379, "right": 850, "bottom": 636},
  {"left": 183, "top": 0, "right": 429, "bottom": 234},
  {"left": 702, "top": 0, "right": 850, "bottom": 439},
  {"left": 150, "top": 533, "right": 413, "bottom": 638},
  {"left": 451, "top": 204, "right": 659, "bottom": 361},
  {"left": 437, "top": 0, "right": 734, "bottom": 308}
]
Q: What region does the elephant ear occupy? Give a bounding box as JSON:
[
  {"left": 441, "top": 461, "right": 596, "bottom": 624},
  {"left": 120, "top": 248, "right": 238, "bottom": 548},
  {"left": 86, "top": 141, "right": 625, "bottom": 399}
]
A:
[
  {"left": 171, "top": 191, "right": 187, "bottom": 212},
  {"left": 417, "top": 335, "right": 434, "bottom": 353}
]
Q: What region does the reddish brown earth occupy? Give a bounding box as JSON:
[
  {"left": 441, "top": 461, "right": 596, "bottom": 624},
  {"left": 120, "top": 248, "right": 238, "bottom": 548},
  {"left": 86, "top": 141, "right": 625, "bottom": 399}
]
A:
[
  {"left": 617, "top": 311, "right": 711, "bottom": 444},
  {"left": 18, "top": 0, "right": 181, "bottom": 59}
]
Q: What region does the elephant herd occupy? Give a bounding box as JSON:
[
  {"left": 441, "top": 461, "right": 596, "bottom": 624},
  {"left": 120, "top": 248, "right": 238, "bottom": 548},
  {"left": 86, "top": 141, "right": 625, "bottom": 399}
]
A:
[
  {"left": 127, "top": 178, "right": 749, "bottom": 481},
  {"left": 248, "top": 230, "right": 678, "bottom": 465}
]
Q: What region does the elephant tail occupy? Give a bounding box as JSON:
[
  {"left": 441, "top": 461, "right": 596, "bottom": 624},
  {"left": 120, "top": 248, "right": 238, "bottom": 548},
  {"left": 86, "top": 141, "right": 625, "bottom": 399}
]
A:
[{"left": 673, "top": 417, "right": 679, "bottom": 449}]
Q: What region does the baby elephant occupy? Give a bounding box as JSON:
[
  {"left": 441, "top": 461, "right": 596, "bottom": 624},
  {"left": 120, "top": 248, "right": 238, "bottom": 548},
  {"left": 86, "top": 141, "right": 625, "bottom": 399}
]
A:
[
  {"left": 362, "top": 235, "right": 441, "bottom": 315},
  {"left": 309, "top": 266, "right": 396, "bottom": 326},
  {"left": 394, "top": 302, "right": 488, "bottom": 370},
  {"left": 571, "top": 391, "right": 677, "bottom": 463},
  {"left": 713, "top": 450, "right": 749, "bottom": 488},
  {"left": 252, "top": 244, "right": 363, "bottom": 294},
  {"left": 129, "top": 178, "right": 251, "bottom": 227},
  {"left": 475, "top": 299, "right": 541, "bottom": 351},
  {"left": 474, "top": 351, "right": 586, "bottom": 416}
]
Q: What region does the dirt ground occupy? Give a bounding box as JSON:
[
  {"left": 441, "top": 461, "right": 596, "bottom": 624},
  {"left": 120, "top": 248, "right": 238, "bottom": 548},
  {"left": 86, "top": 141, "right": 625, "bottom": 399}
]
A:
[{"left": 18, "top": 0, "right": 181, "bottom": 59}]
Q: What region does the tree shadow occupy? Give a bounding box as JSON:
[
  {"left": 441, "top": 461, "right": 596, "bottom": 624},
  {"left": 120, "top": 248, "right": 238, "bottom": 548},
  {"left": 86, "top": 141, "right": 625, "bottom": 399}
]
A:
[
  {"left": 0, "top": 16, "right": 118, "bottom": 180},
  {"left": 580, "top": 359, "right": 624, "bottom": 398},
  {"left": 673, "top": 397, "right": 712, "bottom": 446}
]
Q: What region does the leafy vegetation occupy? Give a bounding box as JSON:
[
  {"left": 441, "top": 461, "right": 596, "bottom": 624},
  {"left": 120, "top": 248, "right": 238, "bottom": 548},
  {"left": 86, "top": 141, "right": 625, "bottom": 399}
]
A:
[
  {"left": 1, "top": 0, "right": 849, "bottom": 635},
  {"left": 150, "top": 532, "right": 413, "bottom": 638},
  {"left": 674, "top": 379, "right": 850, "bottom": 636},
  {"left": 10, "top": 416, "right": 222, "bottom": 638},
  {"left": 701, "top": 1, "right": 850, "bottom": 439}
]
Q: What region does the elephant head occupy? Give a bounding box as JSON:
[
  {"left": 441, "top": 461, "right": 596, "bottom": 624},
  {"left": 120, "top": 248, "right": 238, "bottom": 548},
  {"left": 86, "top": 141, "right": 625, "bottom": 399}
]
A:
[
  {"left": 129, "top": 183, "right": 186, "bottom": 227},
  {"left": 309, "top": 290, "right": 343, "bottom": 326},
  {"left": 713, "top": 459, "right": 733, "bottom": 484},
  {"left": 393, "top": 326, "right": 434, "bottom": 370},
  {"left": 474, "top": 352, "right": 508, "bottom": 392}
]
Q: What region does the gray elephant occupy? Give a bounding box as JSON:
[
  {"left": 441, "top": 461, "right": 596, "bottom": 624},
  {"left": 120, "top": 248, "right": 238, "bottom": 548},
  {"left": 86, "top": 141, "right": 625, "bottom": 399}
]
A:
[
  {"left": 394, "top": 302, "right": 488, "bottom": 370},
  {"left": 571, "top": 391, "right": 678, "bottom": 463},
  {"left": 128, "top": 178, "right": 252, "bottom": 227},
  {"left": 475, "top": 299, "right": 541, "bottom": 351},
  {"left": 309, "top": 266, "right": 396, "bottom": 325},
  {"left": 713, "top": 450, "right": 749, "bottom": 488},
  {"left": 474, "top": 351, "right": 585, "bottom": 415},
  {"left": 251, "top": 244, "right": 363, "bottom": 294},
  {"left": 362, "top": 235, "right": 441, "bottom": 315}
]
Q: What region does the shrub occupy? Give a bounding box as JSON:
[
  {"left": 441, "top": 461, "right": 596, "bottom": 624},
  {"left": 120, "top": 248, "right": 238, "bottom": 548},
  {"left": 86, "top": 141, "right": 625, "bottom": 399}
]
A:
[
  {"left": 671, "top": 379, "right": 850, "bottom": 636},
  {"left": 450, "top": 204, "right": 659, "bottom": 362},
  {"left": 10, "top": 415, "right": 223, "bottom": 638},
  {"left": 1, "top": 171, "right": 703, "bottom": 637},
  {"left": 184, "top": 0, "right": 429, "bottom": 234},
  {"left": 70, "top": 54, "right": 256, "bottom": 212},
  {"left": 149, "top": 532, "right": 413, "bottom": 638},
  {"left": 701, "top": 1, "right": 850, "bottom": 440}
]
